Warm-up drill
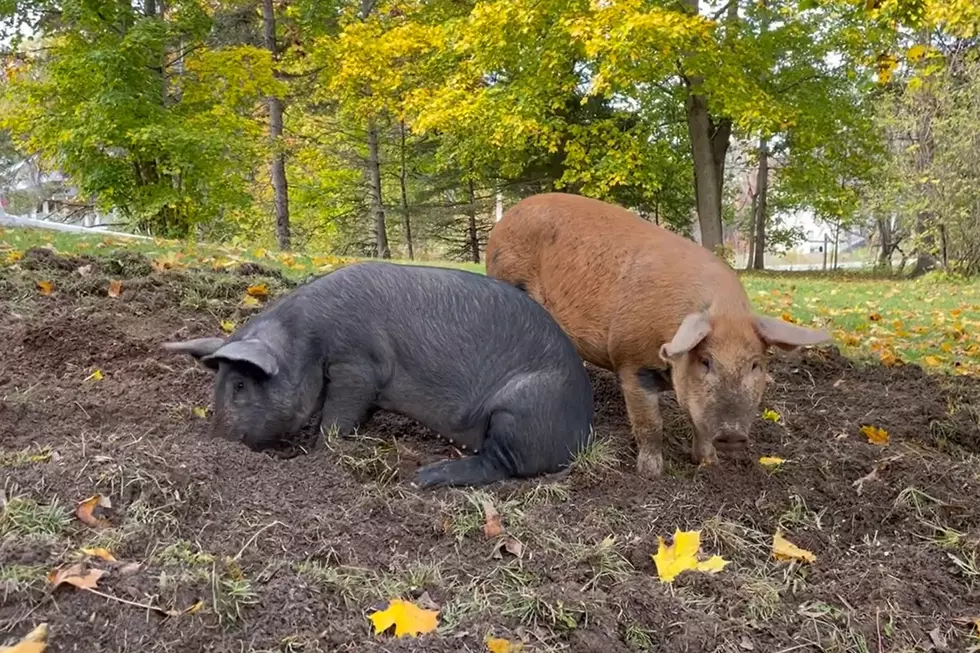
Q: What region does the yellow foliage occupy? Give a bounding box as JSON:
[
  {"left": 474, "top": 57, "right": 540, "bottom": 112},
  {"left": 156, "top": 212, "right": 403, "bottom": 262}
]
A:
[
  {"left": 761, "top": 409, "right": 781, "bottom": 423},
  {"left": 0, "top": 623, "right": 48, "bottom": 653},
  {"left": 860, "top": 425, "right": 889, "bottom": 445},
  {"left": 369, "top": 598, "right": 439, "bottom": 638},
  {"left": 759, "top": 456, "right": 788, "bottom": 467},
  {"left": 651, "top": 529, "right": 729, "bottom": 583},
  {"left": 772, "top": 530, "right": 816, "bottom": 563}
]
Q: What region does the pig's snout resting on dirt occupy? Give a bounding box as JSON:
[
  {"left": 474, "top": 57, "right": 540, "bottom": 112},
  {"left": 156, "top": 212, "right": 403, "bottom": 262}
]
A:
[
  {"left": 162, "top": 261, "right": 595, "bottom": 488},
  {"left": 486, "top": 192, "right": 831, "bottom": 477}
]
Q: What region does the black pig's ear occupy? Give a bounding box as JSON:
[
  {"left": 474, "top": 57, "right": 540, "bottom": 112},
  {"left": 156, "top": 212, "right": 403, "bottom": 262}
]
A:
[
  {"left": 202, "top": 339, "right": 279, "bottom": 377},
  {"left": 162, "top": 337, "right": 226, "bottom": 371}
]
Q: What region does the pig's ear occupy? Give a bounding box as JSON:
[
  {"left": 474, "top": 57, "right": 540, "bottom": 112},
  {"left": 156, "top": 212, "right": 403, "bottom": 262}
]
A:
[
  {"left": 202, "top": 339, "right": 280, "bottom": 377},
  {"left": 162, "top": 337, "right": 226, "bottom": 369},
  {"left": 754, "top": 315, "right": 831, "bottom": 351},
  {"left": 659, "top": 312, "right": 712, "bottom": 362}
]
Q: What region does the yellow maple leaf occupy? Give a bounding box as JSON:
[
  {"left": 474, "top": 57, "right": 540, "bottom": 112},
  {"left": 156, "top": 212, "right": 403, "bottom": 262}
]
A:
[
  {"left": 485, "top": 636, "right": 523, "bottom": 653},
  {"left": 860, "top": 425, "right": 889, "bottom": 445},
  {"left": 0, "top": 622, "right": 48, "bottom": 653},
  {"left": 759, "top": 456, "right": 787, "bottom": 467},
  {"left": 923, "top": 355, "right": 942, "bottom": 367},
  {"left": 193, "top": 407, "right": 208, "bottom": 419},
  {"left": 6, "top": 250, "right": 24, "bottom": 264},
  {"left": 246, "top": 284, "right": 269, "bottom": 298},
  {"left": 36, "top": 280, "right": 54, "bottom": 296},
  {"left": 80, "top": 547, "right": 116, "bottom": 562},
  {"left": 772, "top": 530, "right": 816, "bottom": 563},
  {"left": 84, "top": 369, "right": 104, "bottom": 382},
  {"left": 651, "top": 529, "right": 729, "bottom": 583},
  {"left": 369, "top": 598, "right": 439, "bottom": 638},
  {"left": 220, "top": 320, "right": 236, "bottom": 333},
  {"left": 241, "top": 295, "right": 260, "bottom": 308},
  {"left": 761, "top": 409, "right": 781, "bottom": 423}
]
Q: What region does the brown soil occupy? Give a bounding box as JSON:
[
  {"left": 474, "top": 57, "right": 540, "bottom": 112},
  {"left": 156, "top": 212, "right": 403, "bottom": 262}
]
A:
[{"left": 2, "top": 247, "right": 980, "bottom": 653}]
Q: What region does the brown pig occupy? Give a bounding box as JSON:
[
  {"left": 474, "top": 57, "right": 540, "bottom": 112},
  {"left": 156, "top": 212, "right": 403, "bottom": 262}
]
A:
[{"left": 485, "top": 192, "right": 830, "bottom": 477}]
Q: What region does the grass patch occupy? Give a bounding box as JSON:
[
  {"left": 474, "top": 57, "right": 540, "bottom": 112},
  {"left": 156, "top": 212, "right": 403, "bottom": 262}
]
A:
[
  {"left": 571, "top": 433, "right": 621, "bottom": 479},
  {"left": 0, "top": 494, "right": 71, "bottom": 538},
  {"left": 0, "top": 445, "right": 53, "bottom": 469},
  {"left": 5, "top": 225, "right": 979, "bottom": 372}
]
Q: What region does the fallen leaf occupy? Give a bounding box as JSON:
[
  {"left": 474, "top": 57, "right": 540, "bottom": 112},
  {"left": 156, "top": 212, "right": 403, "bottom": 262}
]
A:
[
  {"left": 761, "top": 409, "right": 781, "bottom": 423},
  {"left": 76, "top": 494, "right": 112, "bottom": 528},
  {"left": 47, "top": 563, "right": 106, "bottom": 590},
  {"left": 107, "top": 280, "right": 122, "bottom": 297},
  {"left": 36, "top": 280, "right": 53, "bottom": 296},
  {"left": 220, "top": 320, "right": 235, "bottom": 333},
  {"left": 184, "top": 600, "right": 205, "bottom": 615},
  {"left": 76, "top": 264, "right": 93, "bottom": 277},
  {"left": 772, "top": 530, "right": 816, "bottom": 563},
  {"left": 651, "top": 529, "right": 729, "bottom": 583},
  {"left": 369, "top": 598, "right": 439, "bottom": 638},
  {"left": 192, "top": 407, "right": 208, "bottom": 419},
  {"left": 491, "top": 535, "right": 525, "bottom": 560},
  {"left": 860, "top": 425, "right": 889, "bottom": 445},
  {"left": 481, "top": 499, "right": 504, "bottom": 538},
  {"left": 0, "top": 622, "right": 48, "bottom": 653},
  {"left": 759, "top": 456, "right": 787, "bottom": 467},
  {"left": 6, "top": 250, "right": 24, "bottom": 264},
  {"left": 80, "top": 547, "right": 116, "bottom": 562},
  {"left": 923, "top": 355, "right": 942, "bottom": 367},
  {"left": 246, "top": 284, "right": 269, "bottom": 298},
  {"left": 869, "top": 312, "right": 882, "bottom": 321},
  {"left": 84, "top": 369, "right": 103, "bottom": 382},
  {"left": 241, "top": 294, "right": 260, "bottom": 308},
  {"left": 485, "top": 636, "right": 523, "bottom": 653}
]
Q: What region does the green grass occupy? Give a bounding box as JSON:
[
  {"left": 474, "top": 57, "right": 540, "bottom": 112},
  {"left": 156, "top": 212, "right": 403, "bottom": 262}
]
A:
[{"left": 3, "top": 225, "right": 978, "bottom": 373}]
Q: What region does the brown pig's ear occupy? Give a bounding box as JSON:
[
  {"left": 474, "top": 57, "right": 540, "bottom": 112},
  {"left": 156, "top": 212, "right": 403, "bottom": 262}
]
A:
[
  {"left": 659, "top": 312, "right": 712, "bottom": 362},
  {"left": 754, "top": 315, "right": 831, "bottom": 351}
]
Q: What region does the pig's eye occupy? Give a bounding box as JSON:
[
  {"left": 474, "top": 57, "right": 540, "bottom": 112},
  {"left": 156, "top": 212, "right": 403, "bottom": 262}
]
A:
[
  {"left": 751, "top": 361, "right": 761, "bottom": 372},
  {"left": 233, "top": 381, "right": 245, "bottom": 393},
  {"left": 699, "top": 357, "right": 712, "bottom": 373}
]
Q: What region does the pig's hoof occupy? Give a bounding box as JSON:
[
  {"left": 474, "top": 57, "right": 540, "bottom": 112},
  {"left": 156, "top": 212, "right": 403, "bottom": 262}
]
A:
[
  {"left": 692, "top": 447, "right": 719, "bottom": 467},
  {"left": 636, "top": 450, "right": 663, "bottom": 478}
]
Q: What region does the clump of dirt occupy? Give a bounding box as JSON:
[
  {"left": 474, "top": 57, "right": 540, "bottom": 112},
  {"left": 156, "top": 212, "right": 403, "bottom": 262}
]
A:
[{"left": 1, "top": 248, "right": 979, "bottom": 653}]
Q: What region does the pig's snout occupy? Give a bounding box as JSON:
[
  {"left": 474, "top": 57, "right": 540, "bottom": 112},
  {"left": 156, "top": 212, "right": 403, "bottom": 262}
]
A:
[{"left": 712, "top": 429, "right": 748, "bottom": 451}]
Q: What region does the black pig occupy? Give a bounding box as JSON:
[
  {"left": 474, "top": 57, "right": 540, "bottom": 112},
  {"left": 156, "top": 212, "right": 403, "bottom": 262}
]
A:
[{"left": 163, "top": 261, "right": 594, "bottom": 488}]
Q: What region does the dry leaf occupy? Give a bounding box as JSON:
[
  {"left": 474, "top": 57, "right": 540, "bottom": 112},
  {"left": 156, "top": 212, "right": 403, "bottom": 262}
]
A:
[
  {"left": 761, "top": 409, "right": 780, "bottom": 423},
  {"left": 76, "top": 494, "right": 111, "bottom": 528},
  {"left": 482, "top": 499, "right": 504, "bottom": 538},
  {"left": 759, "top": 456, "right": 788, "bottom": 467},
  {"left": 772, "top": 530, "right": 816, "bottom": 563},
  {"left": 36, "top": 281, "right": 53, "bottom": 296},
  {"left": 192, "top": 407, "right": 208, "bottom": 419},
  {"left": 220, "top": 320, "right": 235, "bottom": 333},
  {"left": 860, "top": 425, "right": 889, "bottom": 445},
  {"left": 651, "top": 529, "right": 729, "bottom": 583},
  {"left": 491, "top": 535, "right": 525, "bottom": 560},
  {"left": 485, "top": 636, "right": 523, "bottom": 653},
  {"left": 246, "top": 284, "right": 269, "bottom": 298},
  {"left": 107, "top": 280, "right": 122, "bottom": 298},
  {"left": 923, "top": 355, "right": 942, "bottom": 367},
  {"left": 76, "top": 264, "right": 92, "bottom": 277},
  {"left": 869, "top": 312, "right": 882, "bottom": 321},
  {"left": 80, "top": 547, "right": 116, "bottom": 562},
  {"left": 47, "top": 563, "right": 106, "bottom": 590},
  {"left": 84, "top": 369, "right": 103, "bottom": 382},
  {"left": 0, "top": 622, "right": 48, "bottom": 653},
  {"left": 241, "top": 294, "right": 260, "bottom": 308},
  {"left": 369, "top": 598, "right": 439, "bottom": 638}
]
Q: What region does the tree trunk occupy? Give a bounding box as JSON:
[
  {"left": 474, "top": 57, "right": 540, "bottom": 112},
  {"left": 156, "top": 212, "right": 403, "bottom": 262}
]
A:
[
  {"left": 466, "top": 179, "right": 480, "bottom": 263},
  {"left": 910, "top": 31, "right": 939, "bottom": 278},
  {"left": 876, "top": 216, "right": 893, "bottom": 269},
  {"left": 360, "top": 0, "right": 389, "bottom": 259},
  {"left": 399, "top": 120, "right": 414, "bottom": 260},
  {"left": 680, "top": 0, "right": 734, "bottom": 255},
  {"left": 685, "top": 93, "right": 726, "bottom": 253},
  {"left": 262, "top": 0, "right": 290, "bottom": 250},
  {"left": 752, "top": 137, "right": 769, "bottom": 270},
  {"left": 366, "top": 126, "right": 389, "bottom": 258}
]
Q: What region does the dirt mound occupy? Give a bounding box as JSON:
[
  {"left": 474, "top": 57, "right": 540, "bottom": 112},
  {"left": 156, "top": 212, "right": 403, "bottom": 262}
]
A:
[{"left": 1, "top": 250, "right": 979, "bottom": 653}]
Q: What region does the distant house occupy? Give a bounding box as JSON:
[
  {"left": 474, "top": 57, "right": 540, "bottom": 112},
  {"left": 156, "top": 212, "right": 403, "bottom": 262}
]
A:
[{"left": 0, "top": 157, "right": 112, "bottom": 228}]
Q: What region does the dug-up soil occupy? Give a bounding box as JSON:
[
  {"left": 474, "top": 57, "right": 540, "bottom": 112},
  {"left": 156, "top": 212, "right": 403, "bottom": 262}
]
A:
[{"left": 2, "top": 246, "right": 980, "bottom": 653}]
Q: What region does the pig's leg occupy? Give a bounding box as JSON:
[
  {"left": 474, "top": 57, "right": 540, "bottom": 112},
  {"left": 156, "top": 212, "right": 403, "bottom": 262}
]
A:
[
  {"left": 412, "top": 412, "right": 524, "bottom": 488},
  {"left": 619, "top": 368, "right": 664, "bottom": 478},
  {"left": 314, "top": 364, "right": 378, "bottom": 447}
]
